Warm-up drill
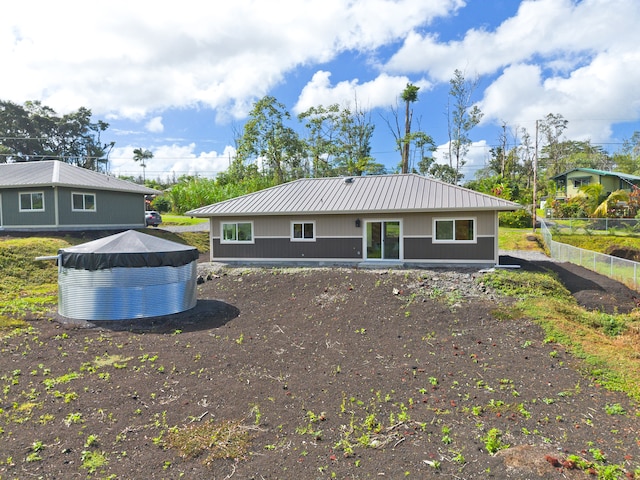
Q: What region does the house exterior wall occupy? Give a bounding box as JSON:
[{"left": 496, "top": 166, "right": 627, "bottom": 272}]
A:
[
  {"left": 560, "top": 172, "right": 634, "bottom": 199},
  {"left": 0, "top": 187, "right": 56, "bottom": 227},
  {"left": 56, "top": 188, "right": 145, "bottom": 227},
  {"left": 0, "top": 187, "right": 146, "bottom": 231},
  {"left": 209, "top": 211, "right": 498, "bottom": 265}
]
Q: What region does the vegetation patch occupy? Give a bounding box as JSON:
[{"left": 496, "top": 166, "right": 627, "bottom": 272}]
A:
[
  {"left": 482, "top": 269, "right": 572, "bottom": 300},
  {"left": 164, "top": 419, "right": 255, "bottom": 465}
]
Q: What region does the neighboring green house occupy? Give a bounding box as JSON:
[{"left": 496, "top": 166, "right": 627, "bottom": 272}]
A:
[
  {"left": 186, "top": 174, "right": 521, "bottom": 268},
  {"left": 551, "top": 168, "right": 640, "bottom": 199},
  {"left": 0, "top": 160, "right": 160, "bottom": 232}
]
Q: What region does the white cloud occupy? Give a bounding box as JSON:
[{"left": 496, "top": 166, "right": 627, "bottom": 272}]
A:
[
  {"left": 146, "top": 117, "right": 164, "bottom": 133},
  {"left": 384, "top": 0, "right": 640, "bottom": 147},
  {"left": 432, "top": 140, "right": 490, "bottom": 181},
  {"left": 385, "top": 0, "right": 640, "bottom": 81},
  {"left": 293, "top": 71, "right": 432, "bottom": 114},
  {"left": 109, "top": 144, "right": 234, "bottom": 182},
  {"left": 0, "top": 0, "right": 463, "bottom": 120}
]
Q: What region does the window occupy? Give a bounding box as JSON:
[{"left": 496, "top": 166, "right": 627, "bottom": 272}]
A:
[
  {"left": 72, "top": 192, "right": 96, "bottom": 211},
  {"left": 573, "top": 177, "right": 591, "bottom": 188},
  {"left": 291, "top": 221, "right": 315, "bottom": 241},
  {"left": 221, "top": 222, "right": 253, "bottom": 243},
  {"left": 433, "top": 218, "right": 475, "bottom": 243},
  {"left": 19, "top": 192, "right": 44, "bottom": 212}
]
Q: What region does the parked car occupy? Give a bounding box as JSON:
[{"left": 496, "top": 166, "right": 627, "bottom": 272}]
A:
[{"left": 145, "top": 211, "right": 162, "bottom": 227}]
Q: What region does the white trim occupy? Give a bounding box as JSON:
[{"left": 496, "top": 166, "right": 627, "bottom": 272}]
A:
[
  {"left": 494, "top": 212, "right": 499, "bottom": 265},
  {"left": 18, "top": 191, "right": 45, "bottom": 212},
  {"left": 213, "top": 235, "right": 361, "bottom": 240},
  {"left": 71, "top": 191, "right": 97, "bottom": 212},
  {"left": 220, "top": 220, "right": 255, "bottom": 244},
  {"left": 432, "top": 217, "right": 477, "bottom": 244},
  {"left": 290, "top": 220, "right": 316, "bottom": 242}
]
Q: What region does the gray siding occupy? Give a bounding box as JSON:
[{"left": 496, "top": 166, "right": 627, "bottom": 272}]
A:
[
  {"left": 0, "top": 187, "right": 146, "bottom": 230},
  {"left": 0, "top": 188, "right": 56, "bottom": 227},
  {"left": 57, "top": 188, "right": 145, "bottom": 227},
  {"left": 213, "top": 236, "right": 496, "bottom": 262},
  {"left": 404, "top": 236, "right": 495, "bottom": 261},
  {"left": 214, "top": 237, "right": 362, "bottom": 259}
]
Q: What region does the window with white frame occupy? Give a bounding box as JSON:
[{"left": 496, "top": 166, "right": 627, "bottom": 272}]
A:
[
  {"left": 291, "top": 221, "right": 315, "bottom": 241},
  {"left": 433, "top": 218, "right": 476, "bottom": 243},
  {"left": 221, "top": 221, "right": 253, "bottom": 243},
  {"left": 72, "top": 192, "right": 96, "bottom": 211},
  {"left": 19, "top": 192, "right": 44, "bottom": 212}
]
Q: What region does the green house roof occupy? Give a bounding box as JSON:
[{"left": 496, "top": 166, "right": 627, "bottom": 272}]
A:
[{"left": 552, "top": 168, "right": 640, "bottom": 183}]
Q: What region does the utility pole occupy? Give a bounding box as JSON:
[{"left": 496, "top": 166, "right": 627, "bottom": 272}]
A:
[{"left": 533, "top": 120, "right": 539, "bottom": 232}]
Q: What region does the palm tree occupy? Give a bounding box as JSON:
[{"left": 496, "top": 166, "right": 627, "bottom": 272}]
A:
[
  {"left": 133, "top": 148, "right": 153, "bottom": 183},
  {"left": 593, "top": 189, "right": 629, "bottom": 218},
  {"left": 574, "top": 184, "right": 629, "bottom": 217}
]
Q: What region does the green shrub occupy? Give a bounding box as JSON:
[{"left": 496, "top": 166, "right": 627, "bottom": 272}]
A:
[
  {"left": 151, "top": 196, "right": 172, "bottom": 213},
  {"left": 499, "top": 210, "right": 533, "bottom": 228}
]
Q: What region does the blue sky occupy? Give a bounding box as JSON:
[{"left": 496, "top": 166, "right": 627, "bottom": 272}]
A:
[{"left": 3, "top": 0, "right": 640, "bottom": 182}]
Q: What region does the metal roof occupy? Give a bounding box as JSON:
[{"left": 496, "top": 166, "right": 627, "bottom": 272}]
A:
[
  {"left": 0, "top": 160, "right": 160, "bottom": 194},
  {"left": 187, "top": 174, "right": 521, "bottom": 217}
]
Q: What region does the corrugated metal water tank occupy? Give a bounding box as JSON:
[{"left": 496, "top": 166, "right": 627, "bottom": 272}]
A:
[{"left": 57, "top": 230, "right": 199, "bottom": 320}]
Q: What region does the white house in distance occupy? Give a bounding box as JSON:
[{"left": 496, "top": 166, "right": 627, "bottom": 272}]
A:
[{"left": 187, "top": 174, "right": 521, "bottom": 268}]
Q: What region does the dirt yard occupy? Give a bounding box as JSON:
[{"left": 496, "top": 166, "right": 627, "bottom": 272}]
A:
[{"left": 1, "top": 259, "right": 639, "bottom": 479}]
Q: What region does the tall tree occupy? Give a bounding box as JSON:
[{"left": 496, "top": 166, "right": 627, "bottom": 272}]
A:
[
  {"left": 613, "top": 131, "right": 640, "bottom": 174},
  {"left": 446, "top": 69, "right": 483, "bottom": 183},
  {"left": 300, "top": 100, "right": 382, "bottom": 177},
  {"left": 133, "top": 148, "right": 153, "bottom": 182},
  {"left": 298, "top": 103, "right": 341, "bottom": 177},
  {"left": 538, "top": 113, "right": 568, "bottom": 177},
  {"left": 333, "top": 103, "right": 383, "bottom": 176},
  {"left": 561, "top": 141, "right": 611, "bottom": 171},
  {"left": 237, "top": 96, "right": 305, "bottom": 184},
  {"left": 0, "top": 100, "right": 111, "bottom": 169},
  {"left": 428, "top": 163, "right": 459, "bottom": 184},
  {"left": 400, "top": 83, "right": 420, "bottom": 173}
]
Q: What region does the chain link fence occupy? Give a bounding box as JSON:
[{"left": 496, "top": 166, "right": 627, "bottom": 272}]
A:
[
  {"left": 540, "top": 219, "right": 639, "bottom": 291},
  {"left": 544, "top": 217, "right": 640, "bottom": 235}
]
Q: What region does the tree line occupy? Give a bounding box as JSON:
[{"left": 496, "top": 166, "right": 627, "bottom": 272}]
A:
[
  {"left": 2, "top": 76, "right": 640, "bottom": 219},
  {"left": 0, "top": 100, "right": 113, "bottom": 170}
]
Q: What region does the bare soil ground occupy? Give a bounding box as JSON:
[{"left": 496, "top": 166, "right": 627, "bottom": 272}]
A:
[{"left": 1, "top": 258, "right": 639, "bottom": 479}]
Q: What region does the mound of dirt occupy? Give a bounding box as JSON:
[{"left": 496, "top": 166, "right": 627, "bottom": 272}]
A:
[{"left": 605, "top": 245, "right": 640, "bottom": 262}]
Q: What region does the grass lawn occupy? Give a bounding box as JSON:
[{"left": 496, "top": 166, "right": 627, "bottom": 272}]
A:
[
  {"left": 498, "top": 227, "right": 544, "bottom": 251},
  {"left": 159, "top": 214, "right": 208, "bottom": 226}
]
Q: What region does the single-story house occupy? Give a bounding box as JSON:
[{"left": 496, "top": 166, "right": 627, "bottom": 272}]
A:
[
  {"left": 186, "top": 174, "right": 521, "bottom": 267},
  {"left": 551, "top": 168, "right": 640, "bottom": 199},
  {"left": 0, "top": 160, "right": 160, "bottom": 232}
]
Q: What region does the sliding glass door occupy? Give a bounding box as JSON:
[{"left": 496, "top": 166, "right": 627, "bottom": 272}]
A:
[{"left": 366, "top": 221, "right": 400, "bottom": 260}]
